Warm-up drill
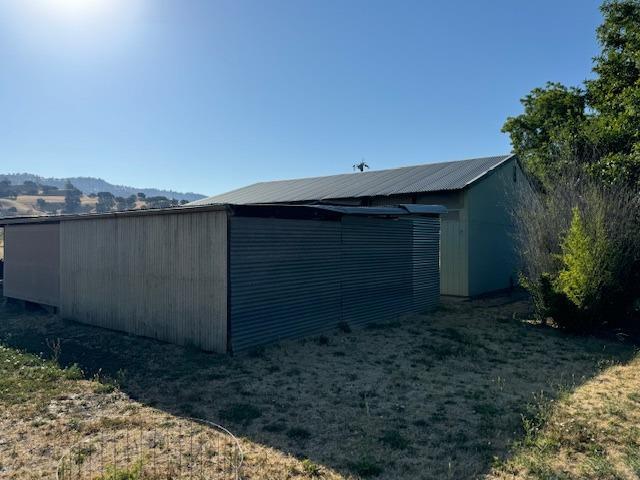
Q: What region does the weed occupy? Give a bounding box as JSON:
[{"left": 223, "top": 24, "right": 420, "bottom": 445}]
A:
[
  {"left": 94, "top": 382, "right": 117, "bottom": 395},
  {"left": 67, "top": 418, "right": 82, "bottom": 431},
  {"left": 627, "top": 391, "right": 640, "bottom": 403},
  {"left": 0, "top": 345, "right": 81, "bottom": 407},
  {"left": 73, "top": 445, "right": 96, "bottom": 465},
  {"left": 626, "top": 446, "right": 640, "bottom": 475},
  {"left": 317, "top": 335, "right": 330, "bottom": 346},
  {"left": 582, "top": 449, "right": 620, "bottom": 478},
  {"left": 520, "top": 391, "right": 554, "bottom": 447},
  {"left": 93, "top": 460, "right": 144, "bottom": 480},
  {"left": 45, "top": 338, "right": 62, "bottom": 364},
  {"left": 301, "top": 458, "right": 322, "bottom": 476}
]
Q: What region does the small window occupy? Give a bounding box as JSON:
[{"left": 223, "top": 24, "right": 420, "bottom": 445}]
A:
[{"left": 513, "top": 165, "right": 517, "bottom": 183}]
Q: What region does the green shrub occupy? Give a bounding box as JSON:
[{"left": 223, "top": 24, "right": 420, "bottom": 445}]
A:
[
  {"left": 514, "top": 172, "right": 640, "bottom": 331},
  {"left": 93, "top": 461, "right": 144, "bottom": 480},
  {"left": 555, "top": 208, "right": 606, "bottom": 309},
  {"left": 301, "top": 459, "right": 322, "bottom": 476}
]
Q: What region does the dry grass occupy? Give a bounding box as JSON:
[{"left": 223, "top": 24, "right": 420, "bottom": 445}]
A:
[
  {"left": 487, "top": 354, "right": 640, "bottom": 479},
  {"left": 0, "top": 198, "right": 38, "bottom": 215},
  {"left": 15, "top": 195, "right": 98, "bottom": 206},
  {"left": 0, "top": 294, "right": 637, "bottom": 479}
]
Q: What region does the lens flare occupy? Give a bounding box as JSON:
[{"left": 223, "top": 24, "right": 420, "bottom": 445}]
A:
[{"left": 41, "top": 0, "right": 118, "bottom": 20}]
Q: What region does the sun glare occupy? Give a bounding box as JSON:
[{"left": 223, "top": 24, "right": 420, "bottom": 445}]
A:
[
  {"left": 41, "top": 0, "right": 117, "bottom": 20},
  {"left": 1, "top": 0, "right": 145, "bottom": 57}
]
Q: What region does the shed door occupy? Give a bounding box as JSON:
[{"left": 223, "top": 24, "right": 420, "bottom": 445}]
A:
[{"left": 440, "top": 213, "right": 467, "bottom": 296}]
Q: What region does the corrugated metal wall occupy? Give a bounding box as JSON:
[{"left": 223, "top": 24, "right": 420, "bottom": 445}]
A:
[
  {"left": 365, "top": 191, "right": 470, "bottom": 296},
  {"left": 59, "top": 211, "right": 228, "bottom": 352},
  {"left": 3, "top": 223, "right": 60, "bottom": 307},
  {"left": 229, "top": 217, "right": 342, "bottom": 352},
  {"left": 340, "top": 217, "right": 413, "bottom": 325},
  {"left": 229, "top": 215, "right": 440, "bottom": 352},
  {"left": 411, "top": 217, "right": 441, "bottom": 310}
]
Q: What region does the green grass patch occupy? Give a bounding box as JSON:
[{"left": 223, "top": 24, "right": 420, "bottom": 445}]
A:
[{"left": 0, "top": 343, "right": 82, "bottom": 409}]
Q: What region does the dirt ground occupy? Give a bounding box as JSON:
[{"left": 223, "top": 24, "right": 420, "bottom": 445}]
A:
[{"left": 0, "top": 294, "right": 636, "bottom": 479}]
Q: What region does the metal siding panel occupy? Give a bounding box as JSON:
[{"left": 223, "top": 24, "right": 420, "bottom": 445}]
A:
[
  {"left": 3, "top": 223, "right": 60, "bottom": 307},
  {"left": 229, "top": 217, "right": 342, "bottom": 352},
  {"left": 230, "top": 215, "right": 441, "bottom": 352},
  {"left": 340, "top": 217, "right": 412, "bottom": 327},
  {"left": 412, "top": 217, "right": 441, "bottom": 311},
  {"left": 59, "top": 211, "right": 228, "bottom": 353},
  {"left": 340, "top": 217, "right": 439, "bottom": 327}
]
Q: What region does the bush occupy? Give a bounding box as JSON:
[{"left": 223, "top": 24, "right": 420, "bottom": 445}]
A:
[{"left": 513, "top": 169, "right": 640, "bottom": 331}]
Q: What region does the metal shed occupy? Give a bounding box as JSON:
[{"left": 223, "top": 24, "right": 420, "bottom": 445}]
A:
[
  {"left": 192, "top": 155, "right": 526, "bottom": 297},
  {"left": 1, "top": 203, "right": 444, "bottom": 353}
]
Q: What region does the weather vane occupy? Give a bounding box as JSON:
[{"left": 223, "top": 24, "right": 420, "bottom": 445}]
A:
[{"left": 353, "top": 160, "right": 369, "bottom": 172}]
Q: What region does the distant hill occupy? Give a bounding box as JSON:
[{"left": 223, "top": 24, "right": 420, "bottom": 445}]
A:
[{"left": 0, "top": 173, "right": 205, "bottom": 202}]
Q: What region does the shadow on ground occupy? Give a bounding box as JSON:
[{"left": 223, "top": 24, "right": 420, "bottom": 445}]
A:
[{"left": 0, "top": 294, "right": 636, "bottom": 479}]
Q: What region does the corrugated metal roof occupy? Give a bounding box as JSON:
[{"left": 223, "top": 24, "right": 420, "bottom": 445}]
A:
[{"left": 192, "top": 154, "right": 514, "bottom": 205}]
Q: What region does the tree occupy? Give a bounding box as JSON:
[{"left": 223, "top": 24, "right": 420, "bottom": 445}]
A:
[
  {"left": 126, "top": 195, "right": 137, "bottom": 209},
  {"left": 41, "top": 185, "right": 59, "bottom": 195},
  {"left": 503, "top": 0, "right": 640, "bottom": 188},
  {"left": 21, "top": 181, "right": 39, "bottom": 195},
  {"left": 96, "top": 192, "right": 115, "bottom": 213},
  {"left": 115, "top": 196, "right": 128, "bottom": 211},
  {"left": 36, "top": 198, "right": 47, "bottom": 211},
  {"left": 0, "top": 180, "right": 11, "bottom": 198},
  {"left": 63, "top": 181, "right": 82, "bottom": 213},
  {"left": 512, "top": 169, "right": 640, "bottom": 330}
]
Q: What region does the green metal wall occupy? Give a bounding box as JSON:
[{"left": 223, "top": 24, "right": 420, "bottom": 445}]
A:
[{"left": 465, "top": 158, "right": 523, "bottom": 296}]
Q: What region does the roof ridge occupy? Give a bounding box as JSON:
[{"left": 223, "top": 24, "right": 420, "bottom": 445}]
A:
[
  {"left": 190, "top": 154, "right": 515, "bottom": 205},
  {"left": 236, "top": 154, "right": 511, "bottom": 186}
]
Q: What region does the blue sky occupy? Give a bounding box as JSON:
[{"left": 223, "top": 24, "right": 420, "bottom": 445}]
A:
[{"left": 0, "top": 0, "right": 602, "bottom": 196}]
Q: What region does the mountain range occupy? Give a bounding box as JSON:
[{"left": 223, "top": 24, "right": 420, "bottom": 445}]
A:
[{"left": 0, "top": 173, "right": 205, "bottom": 202}]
